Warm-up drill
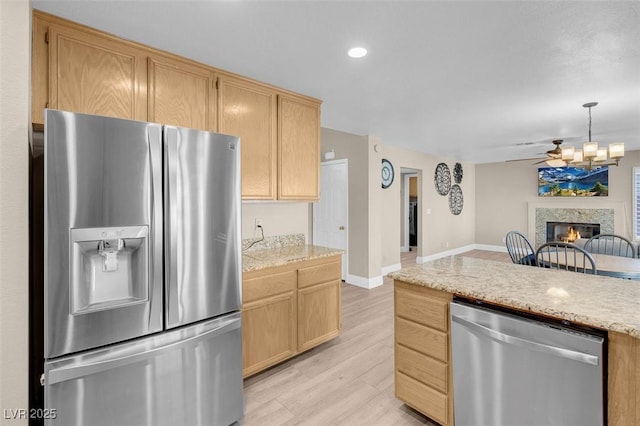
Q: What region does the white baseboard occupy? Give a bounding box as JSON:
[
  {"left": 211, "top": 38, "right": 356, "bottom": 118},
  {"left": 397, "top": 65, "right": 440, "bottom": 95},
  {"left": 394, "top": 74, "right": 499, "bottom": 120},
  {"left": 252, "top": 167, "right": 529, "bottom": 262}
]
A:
[
  {"left": 474, "top": 244, "right": 508, "bottom": 253},
  {"left": 416, "top": 244, "right": 490, "bottom": 263},
  {"left": 400, "top": 245, "right": 409, "bottom": 253},
  {"left": 345, "top": 274, "right": 384, "bottom": 289},
  {"left": 381, "top": 263, "right": 402, "bottom": 275}
]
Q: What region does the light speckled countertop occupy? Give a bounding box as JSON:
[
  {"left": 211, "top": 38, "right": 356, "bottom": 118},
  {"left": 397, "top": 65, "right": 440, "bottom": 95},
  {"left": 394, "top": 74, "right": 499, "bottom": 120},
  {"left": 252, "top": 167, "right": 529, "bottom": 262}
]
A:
[
  {"left": 388, "top": 256, "right": 640, "bottom": 338},
  {"left": 242, "top": 245, "right": 343, "bottom": 273}
]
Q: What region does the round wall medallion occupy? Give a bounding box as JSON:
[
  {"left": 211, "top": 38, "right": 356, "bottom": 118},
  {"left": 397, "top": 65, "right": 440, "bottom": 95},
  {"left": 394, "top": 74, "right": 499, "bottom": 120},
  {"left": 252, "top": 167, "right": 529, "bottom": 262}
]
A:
[
  {"left": 449, "top": 184, "right": 464, "bottom": 215},
  {"left": 381, "top": 158, "right": 394, "bottom": 189},
  {"left": 453, "top": 162, "right": 463, "bottom": 184},
  {"left": 434, "top": 163, "right": 451, "bottom": 195}
]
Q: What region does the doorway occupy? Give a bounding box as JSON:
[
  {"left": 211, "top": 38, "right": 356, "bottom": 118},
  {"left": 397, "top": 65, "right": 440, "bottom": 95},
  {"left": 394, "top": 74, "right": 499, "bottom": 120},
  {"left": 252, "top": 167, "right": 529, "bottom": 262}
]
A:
[
  {"left": 401, "top": 169, "right": 419, "bottom": 265},
  {"left": 401, "top": 168, "right": 420, "bottom": 252},
  {"left": 313, "top": 159, "right": 349, "bottom": 280}
]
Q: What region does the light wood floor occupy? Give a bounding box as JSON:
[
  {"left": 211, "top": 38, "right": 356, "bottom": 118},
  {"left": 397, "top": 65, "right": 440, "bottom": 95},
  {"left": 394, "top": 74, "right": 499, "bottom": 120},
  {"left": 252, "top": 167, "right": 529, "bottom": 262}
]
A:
[{"left": 242, "top": 249, "right": 509, "bottom": 425}]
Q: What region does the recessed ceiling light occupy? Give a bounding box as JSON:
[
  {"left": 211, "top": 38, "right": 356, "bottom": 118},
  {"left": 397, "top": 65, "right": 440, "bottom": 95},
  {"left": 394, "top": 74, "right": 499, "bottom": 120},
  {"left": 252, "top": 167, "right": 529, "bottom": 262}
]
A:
[{"left": 347, "top": 47, "right": 367, "bottom": 58}]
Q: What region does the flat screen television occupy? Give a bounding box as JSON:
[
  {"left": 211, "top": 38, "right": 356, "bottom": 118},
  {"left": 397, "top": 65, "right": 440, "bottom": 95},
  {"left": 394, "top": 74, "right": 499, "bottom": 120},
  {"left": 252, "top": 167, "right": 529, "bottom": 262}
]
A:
[{"left": 538, "top": 166, "right": 608, "bottom": 197}]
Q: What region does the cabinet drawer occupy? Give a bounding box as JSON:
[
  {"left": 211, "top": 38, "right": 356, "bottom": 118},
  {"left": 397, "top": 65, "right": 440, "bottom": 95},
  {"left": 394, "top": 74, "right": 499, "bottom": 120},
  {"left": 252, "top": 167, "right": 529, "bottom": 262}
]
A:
[
  {"left": 396, "top": 371, "right": 448, "bottom": 426},
  {"left": 243, "top": 270, "right": 296, "bottom": 303},
  {"left": 396, "top": 317, "right": 448, "bottom": 362},
  {"left": 297, "top": 260, "right": 340, "bottom": 289},
  {"left": 396, "top": 288, "right": 449, "bottom": 331},
  {"left": 396, "top": 344, "right": 447, "bottom": 393}
]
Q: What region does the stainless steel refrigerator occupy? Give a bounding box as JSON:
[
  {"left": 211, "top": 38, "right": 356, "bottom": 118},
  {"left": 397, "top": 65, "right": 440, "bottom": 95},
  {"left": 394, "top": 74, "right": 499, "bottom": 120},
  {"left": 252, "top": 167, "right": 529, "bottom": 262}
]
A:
[{"left": 41, "top": 109, "right": 244, "bottom": 425}]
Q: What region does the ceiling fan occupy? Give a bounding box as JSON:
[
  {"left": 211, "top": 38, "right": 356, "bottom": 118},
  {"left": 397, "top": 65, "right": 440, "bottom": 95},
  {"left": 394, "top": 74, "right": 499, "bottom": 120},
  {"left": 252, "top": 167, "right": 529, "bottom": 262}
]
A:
[{"left": 532, "top": 139, "right": 565, "bottom": 165}]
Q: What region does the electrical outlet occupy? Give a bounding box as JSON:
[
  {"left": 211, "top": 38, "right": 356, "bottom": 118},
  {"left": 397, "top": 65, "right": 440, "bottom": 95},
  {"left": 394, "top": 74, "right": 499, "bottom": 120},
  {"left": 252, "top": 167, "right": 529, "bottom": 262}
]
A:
[{"left": 254, "top": 218, "right": 262, "bottom": 238}]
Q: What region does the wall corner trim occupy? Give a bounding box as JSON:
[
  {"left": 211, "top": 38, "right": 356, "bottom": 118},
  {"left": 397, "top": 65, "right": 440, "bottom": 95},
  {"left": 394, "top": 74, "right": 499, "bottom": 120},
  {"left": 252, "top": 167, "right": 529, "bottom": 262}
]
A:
[
  {"left": 381, "top": 263, "right": 402, "bottom": 275},
  {"left": 345, "top": 274, "right": 383, "bottom": 289}
]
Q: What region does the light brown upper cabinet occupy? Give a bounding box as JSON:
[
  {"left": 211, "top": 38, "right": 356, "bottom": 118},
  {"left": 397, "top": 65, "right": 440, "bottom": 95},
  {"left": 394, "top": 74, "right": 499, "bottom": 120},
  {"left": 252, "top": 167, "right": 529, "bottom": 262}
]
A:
[
  {"left": 32, "top": 10, "right": 321, "bottom": 201},
  {"left": 217, "top": 75, "right": 278, "bottom": 200},
  {"left": 148, "top": 56, "right": 216, "bottom": 131},
  {"left": 278, "top": 94, "right": 320, "bottom": 200},
  {"left": 44, "top": 22, "right": 147, "bottom": 123},
  {"left": 218, "top": 75, "right": 320, "bottom": 201}
]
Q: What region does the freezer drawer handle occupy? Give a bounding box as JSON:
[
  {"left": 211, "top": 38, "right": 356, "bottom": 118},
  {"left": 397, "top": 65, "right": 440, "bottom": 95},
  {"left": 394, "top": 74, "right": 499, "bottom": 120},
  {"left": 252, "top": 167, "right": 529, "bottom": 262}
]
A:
[
  {"left": 451, "top": 315, "right": 600, "bottom": 366},
  {"left": 47, "top": 317, "right": 240, "bottom": 385}
]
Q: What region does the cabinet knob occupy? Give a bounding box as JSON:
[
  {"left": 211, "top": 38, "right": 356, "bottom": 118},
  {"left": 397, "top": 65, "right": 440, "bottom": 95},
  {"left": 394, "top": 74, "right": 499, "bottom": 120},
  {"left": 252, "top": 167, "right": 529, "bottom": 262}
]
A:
[{"left": 339, "top": 226, "right": 345, "bottom": 230}]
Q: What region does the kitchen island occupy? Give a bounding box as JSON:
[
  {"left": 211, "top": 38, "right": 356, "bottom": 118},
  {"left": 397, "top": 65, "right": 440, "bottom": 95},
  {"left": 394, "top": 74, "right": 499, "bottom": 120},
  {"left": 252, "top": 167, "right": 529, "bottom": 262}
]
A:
[{"left": 388, "top": 256, "right": 640, "bottom": 426}]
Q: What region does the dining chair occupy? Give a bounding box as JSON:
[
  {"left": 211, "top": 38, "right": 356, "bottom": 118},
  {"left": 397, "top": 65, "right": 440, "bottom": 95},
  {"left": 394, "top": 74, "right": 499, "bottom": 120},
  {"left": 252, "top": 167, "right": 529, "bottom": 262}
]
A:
[
  {"left": 536, "top": 242, "right": 597, "bottom": 274},
  {"left": 584, "top": 234, "right": 636, "bottom": 258},
  {"left": 505, "top": 231, "right": 536, "bottom": 266}
]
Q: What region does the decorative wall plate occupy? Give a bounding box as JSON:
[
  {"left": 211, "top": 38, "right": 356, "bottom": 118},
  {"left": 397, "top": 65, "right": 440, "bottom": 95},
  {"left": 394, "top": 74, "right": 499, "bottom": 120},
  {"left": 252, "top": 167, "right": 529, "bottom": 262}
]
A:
[
  {"left": 381, "top": 158, "right": 394, "bottom": 189},
  {"left": 434, "top": 163, "right": 451, "bottom": 195},
  {"left": 449, "top": 184, "right": 464, "bottom": 215},
  {"left": 453, "top": 162, "right": 463, "bottom": 184}
]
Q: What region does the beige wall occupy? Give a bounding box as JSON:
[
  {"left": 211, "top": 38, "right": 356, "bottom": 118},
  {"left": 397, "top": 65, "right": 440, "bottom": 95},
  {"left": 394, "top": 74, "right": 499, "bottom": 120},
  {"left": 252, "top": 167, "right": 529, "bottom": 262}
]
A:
[
  {"left": 241, "top": 202, "right": 310, "bottom": 241},
  {"left": 475, "top": 151, "right": 640, "bottom": 246},
  {"left": 320, "top": 128, "right": 371, "bottom": 278},
  {"left": 321, "top": 127, "right": 476, "bottom": 281},
  {"left": 1, "top": 0, "right": 30, "bottom": 421},
  {"left": 379, "top": 144, "right": 476, "bottom": 263}
]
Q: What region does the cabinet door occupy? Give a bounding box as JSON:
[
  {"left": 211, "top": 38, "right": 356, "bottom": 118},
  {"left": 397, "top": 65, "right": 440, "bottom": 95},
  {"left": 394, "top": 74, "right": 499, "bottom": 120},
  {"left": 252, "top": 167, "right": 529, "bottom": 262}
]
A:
[
  {"left": 278, "top": 95, "right": 321, "bottom": 200},
  {"left": 218, "top": 76, "right": 277, "bottom": 199},
  {"left": 297, "top": 280, "right": 341, "bottom": 352},
  {"left": 48, "top": 24, "right": 146, "bottom": 121},
  {"left": 242, "top": 292, "right": 296, "bottom": 377},
  {"left": 148, "top": 56, "right": 215, "bottom": 131}
]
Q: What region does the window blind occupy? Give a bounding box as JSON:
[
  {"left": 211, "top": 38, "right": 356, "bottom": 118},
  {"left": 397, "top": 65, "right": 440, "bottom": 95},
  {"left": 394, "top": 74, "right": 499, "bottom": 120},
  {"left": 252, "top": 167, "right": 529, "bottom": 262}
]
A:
[{"left": 634, "top": 167, "right": 640, "bottom": 239}]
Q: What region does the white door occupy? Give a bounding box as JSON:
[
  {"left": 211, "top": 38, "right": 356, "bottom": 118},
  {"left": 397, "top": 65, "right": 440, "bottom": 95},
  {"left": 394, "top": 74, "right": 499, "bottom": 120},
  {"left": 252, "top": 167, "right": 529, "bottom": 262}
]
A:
[{"left": 313, "top": 159, "right": 348, "bottom": 280}]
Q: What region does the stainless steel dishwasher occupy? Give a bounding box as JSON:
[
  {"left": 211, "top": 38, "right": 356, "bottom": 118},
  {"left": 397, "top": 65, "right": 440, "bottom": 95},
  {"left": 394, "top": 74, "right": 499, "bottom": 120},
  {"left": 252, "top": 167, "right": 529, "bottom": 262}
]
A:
[{"left": 450, "top": 300, "right": 605, "bottom": 426}]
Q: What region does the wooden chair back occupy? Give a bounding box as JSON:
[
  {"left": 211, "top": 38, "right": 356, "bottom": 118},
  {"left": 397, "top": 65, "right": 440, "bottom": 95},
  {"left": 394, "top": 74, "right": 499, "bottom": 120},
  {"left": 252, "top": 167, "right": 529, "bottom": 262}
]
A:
[
  {"left": 536, "top": 242, "right": 597, "bottom": 274},
  {"left": 584, "top": 234, "right": 636, "bottom": 258},
  {"left": 505, "top": 231, "right": 536, "bottom": 266}
]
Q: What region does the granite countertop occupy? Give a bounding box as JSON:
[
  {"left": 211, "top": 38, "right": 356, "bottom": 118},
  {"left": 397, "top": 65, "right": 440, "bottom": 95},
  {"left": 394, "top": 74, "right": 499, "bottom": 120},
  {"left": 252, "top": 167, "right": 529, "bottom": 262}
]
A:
[
  {"left": 388, "top": 256, "right": 640, "bottom": 338},
  {"left": 242, "top": 245, "right": 343, "bottom": 273}
]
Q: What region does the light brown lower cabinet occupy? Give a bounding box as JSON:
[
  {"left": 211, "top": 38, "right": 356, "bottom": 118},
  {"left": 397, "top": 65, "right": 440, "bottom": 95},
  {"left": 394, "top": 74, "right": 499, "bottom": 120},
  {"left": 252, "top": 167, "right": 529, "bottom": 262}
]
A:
[
  {"left": 242, "top": 255, "right": 341, "bottom": 377},
  {"left": 607, "top": 331, "right": 640, "bottom": 425},
  {"left": 394, "top": 280, "right": 453, "bottom": 426},
  {"left": 242, "top": 270, "right": 297, "bottom": 378},
  {"left": 394, "top": 280, "right": 640, "bottom": 426}
]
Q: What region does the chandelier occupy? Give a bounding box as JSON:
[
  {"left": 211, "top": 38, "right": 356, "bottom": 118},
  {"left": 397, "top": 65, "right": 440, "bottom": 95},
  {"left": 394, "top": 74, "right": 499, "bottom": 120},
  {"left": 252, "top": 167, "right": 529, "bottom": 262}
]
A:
[{"left": 558, "top": 102, "right": 624, "bottom": 170}]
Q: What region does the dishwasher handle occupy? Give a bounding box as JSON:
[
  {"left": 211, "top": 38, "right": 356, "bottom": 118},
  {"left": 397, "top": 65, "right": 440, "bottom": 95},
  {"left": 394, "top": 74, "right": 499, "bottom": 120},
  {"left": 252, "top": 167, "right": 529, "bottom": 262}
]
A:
[{"left": 451, "top": 314, "right": 600, "bottom": 366}]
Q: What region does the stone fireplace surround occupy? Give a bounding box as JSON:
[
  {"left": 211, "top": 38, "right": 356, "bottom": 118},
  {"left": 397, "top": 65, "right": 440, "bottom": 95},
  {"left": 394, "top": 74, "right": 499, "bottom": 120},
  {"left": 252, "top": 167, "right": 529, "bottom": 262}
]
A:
[{"left": 527, "top": 202, "right": 625, "bottom": 249}]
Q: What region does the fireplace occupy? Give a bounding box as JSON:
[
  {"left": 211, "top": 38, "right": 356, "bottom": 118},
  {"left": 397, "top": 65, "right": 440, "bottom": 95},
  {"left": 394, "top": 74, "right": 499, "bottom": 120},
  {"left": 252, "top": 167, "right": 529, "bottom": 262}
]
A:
[
  {"left": 546, "top": 222, "right": 601, "bottom": 243},
  {"left": 531, "top": 206, "right": 616, "bottom": 248}
]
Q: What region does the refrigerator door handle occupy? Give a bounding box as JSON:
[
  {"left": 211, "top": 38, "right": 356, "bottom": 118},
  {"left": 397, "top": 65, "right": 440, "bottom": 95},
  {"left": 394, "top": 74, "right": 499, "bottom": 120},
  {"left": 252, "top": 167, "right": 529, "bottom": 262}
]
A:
[
  {"left": 148, "top": 124, "right": 163, "bottom": 317},
  {"left": 47, "top": 316, "right": 240, "bottom": 386},
  {"left": 451, "top": 315, "right": 600, "bottom": 366},
  {"left": 164, "top": 127, "right": 179, "bottom": 324}
]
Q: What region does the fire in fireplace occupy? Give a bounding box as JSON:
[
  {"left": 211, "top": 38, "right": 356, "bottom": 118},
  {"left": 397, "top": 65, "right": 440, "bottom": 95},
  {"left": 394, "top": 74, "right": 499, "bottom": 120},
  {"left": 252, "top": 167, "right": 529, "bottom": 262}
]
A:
[{"left": 546, "top": 222, "right": 601, "bottom": 243}]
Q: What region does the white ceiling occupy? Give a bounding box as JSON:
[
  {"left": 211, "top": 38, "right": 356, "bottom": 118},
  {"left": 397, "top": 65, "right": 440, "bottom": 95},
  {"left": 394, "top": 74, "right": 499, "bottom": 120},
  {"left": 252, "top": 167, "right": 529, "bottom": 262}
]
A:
[{"left": 33, "top": 0, "right": 640, "bottom": 163}]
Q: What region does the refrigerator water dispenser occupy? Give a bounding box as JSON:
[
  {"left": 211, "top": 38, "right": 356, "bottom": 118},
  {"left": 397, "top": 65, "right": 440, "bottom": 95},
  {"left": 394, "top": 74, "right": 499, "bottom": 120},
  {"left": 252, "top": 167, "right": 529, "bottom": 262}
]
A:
[{"left": 70, "top": 226, "right": 149, "bottom": 314}]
